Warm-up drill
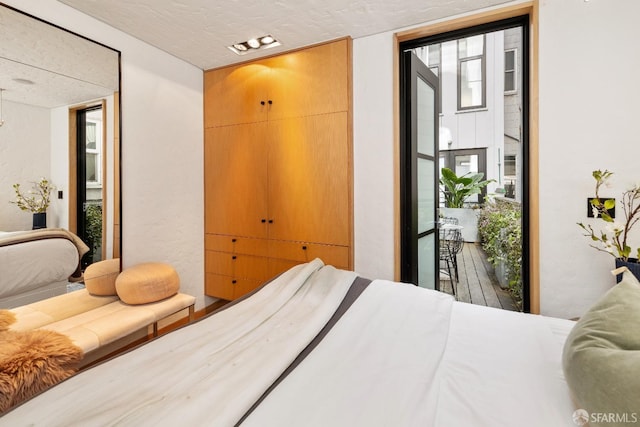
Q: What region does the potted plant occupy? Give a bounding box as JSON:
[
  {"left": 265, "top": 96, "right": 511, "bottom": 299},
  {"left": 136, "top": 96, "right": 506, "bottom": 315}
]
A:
[
  {"left": 440, "top": 167, "right": 494, "bottom": 242},
  {"left": 577, "top": 169, "right": 640, "bottom": 281},
  {"left": 10, "top": 177, "right": 55, "bottom": 229}
]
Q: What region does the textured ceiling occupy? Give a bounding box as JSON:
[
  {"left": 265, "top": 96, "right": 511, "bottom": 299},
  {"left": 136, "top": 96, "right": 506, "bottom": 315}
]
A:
[
  {"left": 0, "top": 4, "right": 119, "bottom": 108},
  {"left": 56, "top": 0, "right": 513, "bottom": 70}
]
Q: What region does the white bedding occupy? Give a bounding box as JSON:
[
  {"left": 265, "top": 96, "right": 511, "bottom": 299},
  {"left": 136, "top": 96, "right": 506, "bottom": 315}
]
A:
[
  {"left": 0, "top": 260, "right": 577, "bottom": 426},
  {"left": 0, "top": 259, "right": 357, "bottom": 426},
  {"left": 243, "top": 280, "right": 577, "bottom": 427},
  {"left": 0, "top": 231, "right": 80, "bottom": 308}
]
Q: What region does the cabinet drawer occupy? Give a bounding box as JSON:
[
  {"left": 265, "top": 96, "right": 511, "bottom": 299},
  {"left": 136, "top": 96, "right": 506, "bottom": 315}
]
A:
[
  {"left": 205, "top": 273, "right": 263, "bottom": 300},
  {"left": 268, "top": 241, "right": 350, "bottom": 269},
  {"left": 205, "top": 251, "right": 270, "bottom": 280},
  {"left": 268, "top": 258, "right": 302, "bottom": 278},
  {"left": 205, "top": 234, "right": 269, "bottom": 257}
]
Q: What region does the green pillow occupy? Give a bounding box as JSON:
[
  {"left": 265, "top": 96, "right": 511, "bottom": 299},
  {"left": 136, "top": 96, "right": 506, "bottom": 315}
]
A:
[{"left": 562, "top": 271, "right": 640, "bottom": 424}]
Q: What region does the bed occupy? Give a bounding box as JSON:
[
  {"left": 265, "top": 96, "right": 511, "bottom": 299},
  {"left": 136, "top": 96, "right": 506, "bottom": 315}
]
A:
[
  {"left": 0, "top": 229, "right": 88, "bottom": 309},
  {"left": 0, "top": 259, "right": 588, "bottom": 426}
]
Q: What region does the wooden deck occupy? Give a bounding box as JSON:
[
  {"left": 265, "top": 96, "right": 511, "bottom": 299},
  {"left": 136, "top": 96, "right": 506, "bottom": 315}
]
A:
[{"left": 440, "top": 243, "right": 519, "bottom": 311}]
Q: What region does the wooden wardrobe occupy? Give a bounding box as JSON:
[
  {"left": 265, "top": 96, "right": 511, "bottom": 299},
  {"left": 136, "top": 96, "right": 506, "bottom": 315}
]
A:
[{"left": 203, "top": 38, "right": 353, "bottom": 300}]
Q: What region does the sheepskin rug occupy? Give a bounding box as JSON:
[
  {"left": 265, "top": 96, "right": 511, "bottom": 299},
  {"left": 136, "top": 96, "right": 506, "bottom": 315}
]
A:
[{"left": 0, "top": 310, "right": 83, "bottom": 412}]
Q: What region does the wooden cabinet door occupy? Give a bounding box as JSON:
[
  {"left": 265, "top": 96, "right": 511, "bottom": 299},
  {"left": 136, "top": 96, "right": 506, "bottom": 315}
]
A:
[
  {"left": 265, "top": 39, "right": 349, "bottom": 120},
  {"left": 204, "top": 62, "right": 270, "bottom": 128},
  {"left": 267, "top": 112, "right": 350, "bottom": 246},
  {"left": 205, "top": 123, "right": 269, "bottom": 238}
]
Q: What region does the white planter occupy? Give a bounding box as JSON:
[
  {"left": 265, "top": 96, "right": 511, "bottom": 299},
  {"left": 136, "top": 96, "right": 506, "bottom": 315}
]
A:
[
  {"left": 495, "top": 259, "right": 510, "bottom": 289},
  {"left": 442, "top": 207, "right": 480, "bottom": 242}
]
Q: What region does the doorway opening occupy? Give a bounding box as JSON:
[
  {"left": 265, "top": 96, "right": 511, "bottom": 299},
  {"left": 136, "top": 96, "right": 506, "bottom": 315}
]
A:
[
  {"left": 400, "top": 15, "right": 530, "bottom": 312},
  {"left": 72, "top": 103, "right": 106, "bottom": 270}
]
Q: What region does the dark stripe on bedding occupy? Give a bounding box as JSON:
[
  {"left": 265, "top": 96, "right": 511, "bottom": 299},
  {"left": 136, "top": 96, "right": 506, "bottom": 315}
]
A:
[{"left": 236, "top": 276, "right": 373, "bottom": 426}]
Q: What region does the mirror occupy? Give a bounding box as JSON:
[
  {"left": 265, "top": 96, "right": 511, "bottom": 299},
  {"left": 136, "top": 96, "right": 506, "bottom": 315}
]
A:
[{"left": 0, "top": 3, "right": 121, "bottom": 307}]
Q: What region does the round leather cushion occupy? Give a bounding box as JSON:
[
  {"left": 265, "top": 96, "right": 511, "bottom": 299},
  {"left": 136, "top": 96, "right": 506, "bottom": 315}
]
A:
[
  {"left": 84, "top": 258, "right": 121, "bottom": 296},
  {"left": 115, "top": 263, "right": 180, "bottom": 305}
]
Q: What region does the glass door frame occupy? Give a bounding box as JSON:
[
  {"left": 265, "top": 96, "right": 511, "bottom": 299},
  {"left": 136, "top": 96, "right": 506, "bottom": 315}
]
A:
[
  {"left": 398, "top": 14, "right": 531, "bottom": 312},
  {"left": 399, "top": 51, "right": 440, "bottom": 287}
]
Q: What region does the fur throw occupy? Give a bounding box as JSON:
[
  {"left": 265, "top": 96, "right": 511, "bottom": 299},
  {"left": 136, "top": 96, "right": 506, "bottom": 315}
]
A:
[
  {"left": 0, "top": 310, "right": 16, "bottom": 331},
  {"left": 0, "top": 318, "right": 83, "bottom": 412}
]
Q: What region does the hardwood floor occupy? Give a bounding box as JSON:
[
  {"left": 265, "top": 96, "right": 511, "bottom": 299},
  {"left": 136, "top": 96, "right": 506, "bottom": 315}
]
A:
[{"left": 439, "top": 243, "right": 519, "bottom": 311}]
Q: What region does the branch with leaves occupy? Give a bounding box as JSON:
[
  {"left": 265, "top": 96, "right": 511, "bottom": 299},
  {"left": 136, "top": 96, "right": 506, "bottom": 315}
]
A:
[
  {"left": 10, "top": 178, "right": 55, "bottom": 214},
  {"left": 578, "top": 169, "right": 640, "bottom": 262}
]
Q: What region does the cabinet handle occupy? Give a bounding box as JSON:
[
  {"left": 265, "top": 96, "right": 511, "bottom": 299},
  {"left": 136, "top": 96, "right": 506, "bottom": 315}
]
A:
[
  {"left": 302, "top": 245, "right": 307, "bottom": 250},
  {"left": 268, "top": 219, "right": 274, "bottom": 224},
  {"left": 261, "top": 219, "right": 266, "bottom": 223},
  {"left": 232, "top": 255, "right": 237, "bottom": 260},
  {"left": 260, "top": 101, "right": 265, "bottom": 105},
  {"left": 232, "top": 238, "right": 237, "bottom": 243},
  {"left": 232, "top": 280, "right": 237, "bottom": 284},
  {"left": 268, "top": 100, "right": 273, "bottom": 105}
]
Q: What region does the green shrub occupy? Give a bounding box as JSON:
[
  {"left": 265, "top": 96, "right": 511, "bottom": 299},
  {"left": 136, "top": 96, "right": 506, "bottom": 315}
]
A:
[
  {"left": 477, "top": 198, "right": 522, "bottom": 305},
  {"left": 85, "top": 203, "right": 102, "bottom": 262}
]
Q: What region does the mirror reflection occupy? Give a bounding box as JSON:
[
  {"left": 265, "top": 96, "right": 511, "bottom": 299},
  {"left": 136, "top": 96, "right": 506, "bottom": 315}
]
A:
[{"left": 0, "top": 4, "right": 121, "bottom": 308}]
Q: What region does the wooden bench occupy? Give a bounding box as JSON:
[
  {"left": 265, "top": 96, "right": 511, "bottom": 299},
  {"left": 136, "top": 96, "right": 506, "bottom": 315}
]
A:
[{"left": 8, "top": 289, "right": 195, "bottom": 367}]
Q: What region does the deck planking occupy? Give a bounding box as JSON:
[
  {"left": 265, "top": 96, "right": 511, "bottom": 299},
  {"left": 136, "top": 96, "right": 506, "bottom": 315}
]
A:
[{"left": 439, "top": 243, "right": 519, "bottom": 311}]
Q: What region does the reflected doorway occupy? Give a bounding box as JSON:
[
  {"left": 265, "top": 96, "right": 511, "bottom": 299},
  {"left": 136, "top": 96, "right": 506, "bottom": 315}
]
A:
[{"left": 75, "top": 104, "right": 105, "bottom": 269}]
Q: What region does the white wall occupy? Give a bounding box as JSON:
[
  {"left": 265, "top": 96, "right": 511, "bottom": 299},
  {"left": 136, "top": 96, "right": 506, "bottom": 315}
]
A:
[
  {"left": 49, "top": 105, "right": 70, "bottom": 230},
  {"left": 4, "top": 0, "right": 207, "bottom": 309},
  {"left": 353, "top": 0, "right": 640, "bottom": 318},
  {"left": 0, "top": 100, "right": 50, "bottom": 231},
  {"left": 352, "top": 32, "right": 397, "bottom": 280},
  {"left": 537, "top": 0, "right": 640, "bottom": 317}
]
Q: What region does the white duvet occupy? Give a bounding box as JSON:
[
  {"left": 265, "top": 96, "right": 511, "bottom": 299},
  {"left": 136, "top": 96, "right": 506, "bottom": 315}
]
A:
[
  {"left": 0, "top": 260, "right": 577, "bottom": 427},
  {"left": 242, "top": 280, "right": 577, "bottom": 427}
]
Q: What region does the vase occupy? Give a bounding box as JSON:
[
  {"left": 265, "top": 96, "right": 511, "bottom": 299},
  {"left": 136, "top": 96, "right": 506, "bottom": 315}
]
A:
[
  {"left": 32, "top": 212, "right": 46, "bottom": 230},
  {"left": 614, "top": 258, "right": 640, "bottom": 283}
]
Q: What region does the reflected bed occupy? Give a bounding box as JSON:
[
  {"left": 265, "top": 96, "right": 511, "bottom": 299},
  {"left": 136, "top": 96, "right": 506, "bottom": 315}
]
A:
[{"left": 0, "top": 229, "right": 88, "bottom": 308}]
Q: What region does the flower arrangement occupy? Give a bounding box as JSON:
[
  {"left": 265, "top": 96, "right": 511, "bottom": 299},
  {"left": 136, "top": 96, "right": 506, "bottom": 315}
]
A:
[
  {"left": 577, "top": 169, "right": 640, "bottom": 262},
  {"left": 10, "top": 178, "right": 55, "bottom": 214}
]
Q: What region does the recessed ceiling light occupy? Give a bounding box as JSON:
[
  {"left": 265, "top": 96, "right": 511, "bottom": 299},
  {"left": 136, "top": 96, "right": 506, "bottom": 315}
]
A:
[
  {"left": 13, "top": 78, "right": 35, "bottom": 85},
  {"left": 227, "top": 35, "right": 281, "bottom": 56}
]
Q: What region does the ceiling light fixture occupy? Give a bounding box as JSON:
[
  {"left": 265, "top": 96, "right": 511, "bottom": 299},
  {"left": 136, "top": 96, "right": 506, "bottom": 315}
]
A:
[
  {"left": 13, "top": 78, "right": 35, "bottom": 85},
  {"left": 228, "top": 35, "right": 281, "bottom": 55}
]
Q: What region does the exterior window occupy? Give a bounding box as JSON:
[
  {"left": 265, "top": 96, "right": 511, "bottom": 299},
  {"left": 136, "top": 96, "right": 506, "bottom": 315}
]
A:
[
  {"left": 426, "top": 44, "right": 441, "bottom": 113},
  {"left": 505, "top": 49, "right": 517, "bottom": 94},
  {"left": 457, "top": 35, "right": 485, "bottom": 110},
  {"left": 504, "top": 155, "right": 516, "bottom": 176},
  {"left": 427, "top": 44, "right": 440, "bottom": 74},
  {"left": 86, "top": 121, "right": 101, "bottom": 185}
]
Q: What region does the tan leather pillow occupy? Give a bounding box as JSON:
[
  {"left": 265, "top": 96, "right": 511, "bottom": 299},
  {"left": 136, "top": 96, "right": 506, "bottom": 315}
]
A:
[
  {"left": 115, "top": 263, "right": 180, "bottom": 305},
  {"left": 84, "top": 258, "right": 121, "bottom": 296}
]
